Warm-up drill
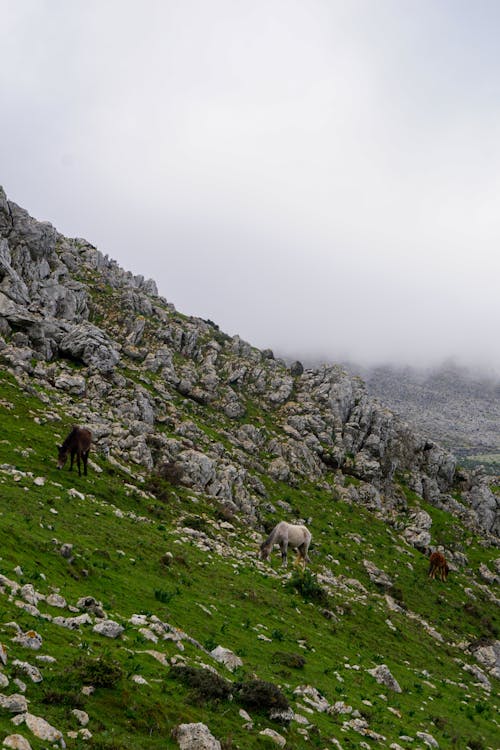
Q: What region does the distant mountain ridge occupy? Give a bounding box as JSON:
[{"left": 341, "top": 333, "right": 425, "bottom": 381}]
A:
[{"left": 347, "top": 362, "right": 500, "bottom": 471}]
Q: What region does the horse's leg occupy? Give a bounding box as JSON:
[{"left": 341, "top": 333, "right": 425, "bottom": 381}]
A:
[
  {"left": 76, "top": 451, "right": 81, "bottom": 477},
  {"left": 281, "top": 541, "right": 288, "bottom": 567},
  {"left": 70, "top": 450, "right": 74, "bottom": 472},
  {"left": 83, "top": 451, "right": 88, "bottom": 476},
  {"left": 296, "top": 543, "right": 306, "bottom": 568}
]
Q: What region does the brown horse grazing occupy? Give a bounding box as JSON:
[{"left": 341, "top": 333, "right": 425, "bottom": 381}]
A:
[
  {"left": 428, "top": 551, "right": 449, "bottom": 582},
  {"left": 57, "top": 426, "right": 92, "bottom": 477}
]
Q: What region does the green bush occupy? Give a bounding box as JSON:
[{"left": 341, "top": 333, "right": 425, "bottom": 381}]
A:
[
  {"left": 235, "top": 679, "right": 289, "bottom": 714},
  {"left": 285, "top": 568, "right": 330, "bottom": 607},
  {"left": 74, "top": 655, "right": 124, "bottom": 688},
  {"left": 169, "top": 665, "right": 232, "bottom": 703},
  {"left": 272, "top": 651, "right": 306, "bottom": 669}
]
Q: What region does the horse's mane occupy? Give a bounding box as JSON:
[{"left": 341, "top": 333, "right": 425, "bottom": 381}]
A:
[
  {"left": 61, "top": 425, "right": 79, "bottom": 450},
  {"left": 261, "top": 525, "right": 279, "bottom": 551}
]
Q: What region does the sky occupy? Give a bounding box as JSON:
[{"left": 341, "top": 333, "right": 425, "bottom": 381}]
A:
[{"left": 1, "top": 0, "right": 500, "bottom": 372}]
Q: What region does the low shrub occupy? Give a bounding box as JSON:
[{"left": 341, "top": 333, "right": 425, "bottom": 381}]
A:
[
  {"left": 169, "top": 665, "right": 232, "bottom": 703},
  {"left": 74, "top": 655, "right": 124, "bottom": 688},
  {"left": 235, "top": 679, "right": 289, "bottom": 714},
  {"left": 156, "top": 461, "right": 184, "bottom": 485},
  {"left": 271, "top": 651, "right": 306, "bottom": 669},
  {"left": 285, "top": 569, "right": 330, "bottom": 607}
]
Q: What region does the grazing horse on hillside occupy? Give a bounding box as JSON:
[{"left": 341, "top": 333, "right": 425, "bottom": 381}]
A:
[
  {"left": 428, "top": 551, "right": 449, "bottom": 582},
  {"left": 260, "top": 521, "right": 312, "bottom": 568},
  {"left": 57, "top": 426, "right": 92, "bottom": 477}
]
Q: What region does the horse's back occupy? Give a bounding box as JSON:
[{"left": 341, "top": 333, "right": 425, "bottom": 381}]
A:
[
  {"left": 67, "top": 426, "right": 92, "bottom": 452},
  {"left": 285, "top": 523, "right": 311, "bottom": 546}
]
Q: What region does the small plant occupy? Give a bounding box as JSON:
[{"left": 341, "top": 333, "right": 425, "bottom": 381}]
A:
[
  {"left": 169, "top": 665, "right": 232, "bottom": 703},
  {"left": 157, "top": 461, "right": 184, "bottom": 485},
  {"left": 154, "top": 587, "right": 178, "bottom": 604},
  {"left": 183, "top": 514, "right": 209, "bottom": 532},
  {"left": 74, "top": 655, "right": 124, "bottom": 688},
  {"left": 272, "top": 651, "right": 306, "bottom": 669},
  {"left": 285, "top": 569, "right": 330, "bottom": 607},
  {"left": 235, "top": 679, "right": 289, "bottom": 714}
]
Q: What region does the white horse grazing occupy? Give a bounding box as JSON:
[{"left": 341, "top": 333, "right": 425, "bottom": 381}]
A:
[{"left": 259, "top": 521, "right": 312, "bottom": 568}]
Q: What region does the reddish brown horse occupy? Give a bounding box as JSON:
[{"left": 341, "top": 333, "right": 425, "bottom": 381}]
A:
[
  {"left": 57, "top": 426, "right": 92, "bottom": 477},
  {"left": 428, "top": 551, "right": 449, "bottom": 582}
]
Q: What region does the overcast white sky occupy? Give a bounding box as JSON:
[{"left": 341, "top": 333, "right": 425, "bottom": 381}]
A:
[{"left": 1, "top": 0, "right": 500, "bottom": 371}]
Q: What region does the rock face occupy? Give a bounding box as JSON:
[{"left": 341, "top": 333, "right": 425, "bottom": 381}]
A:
[{"left": 0, "top": 185, "right": 498, "bottom": 539}]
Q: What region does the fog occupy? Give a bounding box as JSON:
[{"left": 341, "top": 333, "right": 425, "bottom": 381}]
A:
[{"left": 1, "top": 0, "right": 500, "bottom": 372}]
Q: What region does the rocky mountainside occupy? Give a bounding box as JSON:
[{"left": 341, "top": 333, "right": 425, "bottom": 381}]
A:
[
  {"left": 0, "top": 185, "right": 498, "bottom": 538},
  {"left": 350, "top": 364, "right": 500, "bottom": 471},
  {"left": 0, "top": 186, "right": 499, "bottom": 750}
]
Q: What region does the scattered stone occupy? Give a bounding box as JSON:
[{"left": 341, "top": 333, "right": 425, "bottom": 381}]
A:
[
  {"left": 210, "top": 646, "right": 243, "bottom": 672},
  {"left": 22, "top": 712, "right": 65, "bottom": 746},
  {"left": 363, "top": 560, "right": 393, "bottom": 587},
  {"left": 2, "top": 735, "right": 32, "bottom": 750},
  {"left": 131, "top": 675, "right": 148, "bottom": 685},
  {"left": 173, "top": 722, "right": 221, "bottom": 749},
  {"left": 469, "top": 639, "right": 500, "bottom": 680},
  {"left": 138, "top": 627, "right": 158, "bottom": 643},
  {"left": 52, "top": 614, "right": 92, "bottom": 630},
  {"left": 93, "top": 620, "right": 124, "bottom": 639},
  {"left": 12, "top": 661, "right": 42, "bottom": 683},
  {"left": 71, "top": 709, "right": 89, "bottom": 726},
  {"left": 0, "top": 693, "right": 28, "bottom": 713},
  {"left": 76, "top": 596, "right": 106, "bottom": 618},
  {"left": 462, "top": 663, "right": 491, "bottom": 690},
  {"left": 416, "top": 731, "right": 439, "bottom": 748},
  {"left": 45, "top": 594, "right": 67, "bottom": 608},
  {"left": 329, "top": 701, "right": 353, "bottom": 715},
  {"left": 293, "top": 684, "right": 330, "bottom": 712},
  {"left": 59, "top": 544, "right": 73, "bottom": 559},
  {"left": 11, "top": 631, "right": 42, "bottom": 651},
  {"left": 367, "top": 664, "right": 402, "bottom": 693},
  {"left": 259, "top": 728, "right": 286, "bottom": 747}
]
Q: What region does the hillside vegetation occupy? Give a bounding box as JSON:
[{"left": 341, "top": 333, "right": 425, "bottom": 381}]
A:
[{"left": 0, "top": 186, "right": 499, "bottom": 749}]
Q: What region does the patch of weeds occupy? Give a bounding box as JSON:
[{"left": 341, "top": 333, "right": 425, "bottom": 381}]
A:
[
  {"left": 285, "top": 569, "right": 330, "bottom": 607},
  {"left": 271, "top": 651, "right": 306, "bottom": 669},
  {"left": 143, "top": 475, "right": 171, "bottom": 503},
  {"left": 157, "top": 460, "right": 184, "bottom": 485},
  {"left": 86, "top": 739, "right": 128, "bottom": 750},
  {"left": 154, "top": 587, "right": 178, "bottom": 604},
  {"left": 74, "top": 655, "right": 124, "bottom": 688},
  {"left": 169, "top": 665, "right": 232, "bottom": 703},
  {"left": 391, "top": 586, "right": 405, "bottom": 606},
  {"left": 183, "top": 514, "right": 209, "bottom": 532},
  {"left": 271, "top": 628, "right": 285, "bottom": 642},
  {"left": 235, "top": 679, "right": 289, "bottom": 714}
]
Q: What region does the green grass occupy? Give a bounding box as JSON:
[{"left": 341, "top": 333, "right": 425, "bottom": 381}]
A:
[{"left": 0, "top": 368, "right": 498, "bottom": 749}]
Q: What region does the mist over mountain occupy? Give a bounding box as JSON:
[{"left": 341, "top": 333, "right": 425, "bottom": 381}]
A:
[{"left": 345, "top": 361, "right": 500, "bottom": 472}]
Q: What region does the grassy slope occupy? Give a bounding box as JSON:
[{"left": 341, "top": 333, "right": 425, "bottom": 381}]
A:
[{"left": 0, "top": 368, "right": 499, "bottom": 750}]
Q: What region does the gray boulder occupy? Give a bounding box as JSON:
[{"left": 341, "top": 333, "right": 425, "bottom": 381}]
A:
[
  {"left": 59, "top": 323, "right": 120, "bottom": 372},
  {"left": 173, "top": 722, "right": 221, "bottom": 750}
]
